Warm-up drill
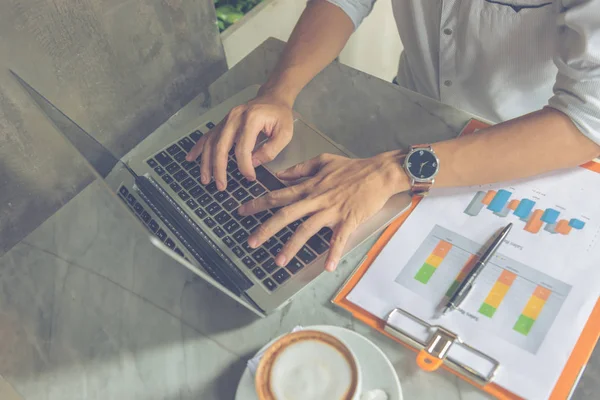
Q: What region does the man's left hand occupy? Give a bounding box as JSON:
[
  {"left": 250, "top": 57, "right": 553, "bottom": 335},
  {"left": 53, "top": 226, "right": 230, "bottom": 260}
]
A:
[{"left": 238, "top": 151, "right": 408, "bottom": 272}]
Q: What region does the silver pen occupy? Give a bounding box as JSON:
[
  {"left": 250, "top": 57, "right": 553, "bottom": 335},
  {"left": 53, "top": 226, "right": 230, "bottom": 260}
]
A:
[{"left": 442, "top": 223, "right": 513, "bottom": 315}]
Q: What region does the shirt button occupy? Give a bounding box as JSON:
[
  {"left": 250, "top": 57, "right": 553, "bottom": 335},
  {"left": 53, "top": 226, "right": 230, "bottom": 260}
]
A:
[
  {"left": 444, "top": 80, "right": 453, "bottom": 87},
  {"left": 444, "top": 28, "right": 453, "bottom": 35}
]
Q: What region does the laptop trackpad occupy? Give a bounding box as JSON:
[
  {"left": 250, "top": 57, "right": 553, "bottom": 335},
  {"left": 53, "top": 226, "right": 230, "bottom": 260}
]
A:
[{"left": 262, "top": 119, "right": 349, "bottom": 174}]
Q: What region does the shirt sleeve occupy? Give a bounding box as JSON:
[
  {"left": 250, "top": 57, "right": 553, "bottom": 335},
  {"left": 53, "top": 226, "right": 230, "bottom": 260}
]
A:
[
  {"left": 324, "top": 0, "right": 377, "bottom": 30},
  {"left": 547, "top": 0, "right": 600, "bottom": 145}
]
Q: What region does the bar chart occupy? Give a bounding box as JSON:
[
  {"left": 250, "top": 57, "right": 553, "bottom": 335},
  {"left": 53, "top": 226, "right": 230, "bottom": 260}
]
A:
[
  {"left": 396, "top": 225, "right": 571, "bottom": 353},
  {"left": 464, "top": 189, "right": 586, "bottom": 235}
]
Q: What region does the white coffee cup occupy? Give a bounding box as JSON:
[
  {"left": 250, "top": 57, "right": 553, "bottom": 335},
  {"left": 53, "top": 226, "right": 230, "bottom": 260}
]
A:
[{"left": 255, "top": 330, "right": 362, "bottom": 400}]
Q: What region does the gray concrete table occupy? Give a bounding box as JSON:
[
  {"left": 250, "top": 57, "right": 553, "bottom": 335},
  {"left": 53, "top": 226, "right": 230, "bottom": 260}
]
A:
[{"left": 0, "top": 38, "right": 597, "bottom": 399}]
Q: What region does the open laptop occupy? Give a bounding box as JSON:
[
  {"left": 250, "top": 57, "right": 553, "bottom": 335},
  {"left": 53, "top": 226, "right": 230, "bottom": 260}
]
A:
[{"left": 12, "top": 71, "right": 412, "bottom": 317}]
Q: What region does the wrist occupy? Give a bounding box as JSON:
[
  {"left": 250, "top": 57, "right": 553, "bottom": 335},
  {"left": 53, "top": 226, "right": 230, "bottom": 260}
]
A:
[
  {"left": 375, "top": 150, "right": 410, "bottom": 195},
  {"left": 258, "top": 81, "right": 298, "bottom": 109}
]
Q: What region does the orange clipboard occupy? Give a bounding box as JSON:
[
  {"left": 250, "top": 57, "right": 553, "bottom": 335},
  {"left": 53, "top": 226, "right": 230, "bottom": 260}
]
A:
[{"left": 332, "top": 119, "right": 600, "bottom": 400}]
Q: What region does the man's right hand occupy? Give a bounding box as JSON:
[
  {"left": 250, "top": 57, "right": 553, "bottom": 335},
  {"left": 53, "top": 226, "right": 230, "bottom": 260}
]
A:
[{"left": 185, "top": 92, "right": 294, "bottom": 191}]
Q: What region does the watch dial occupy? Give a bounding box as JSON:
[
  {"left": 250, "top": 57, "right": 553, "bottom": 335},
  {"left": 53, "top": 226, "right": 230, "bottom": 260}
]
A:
[{"left": 407, "top": 150, "right": 438, "bottom": 179}]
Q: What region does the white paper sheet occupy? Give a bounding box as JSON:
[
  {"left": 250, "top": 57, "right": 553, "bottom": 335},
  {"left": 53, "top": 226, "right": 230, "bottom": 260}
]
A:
[{"left": 347, "top": 167, "right": 600, "bottom": 400}]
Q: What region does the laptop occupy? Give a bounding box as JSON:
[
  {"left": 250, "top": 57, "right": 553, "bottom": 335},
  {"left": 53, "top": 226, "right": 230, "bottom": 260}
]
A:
[{"left": 12, "top": 71, "right": 412, "bottom": 317}]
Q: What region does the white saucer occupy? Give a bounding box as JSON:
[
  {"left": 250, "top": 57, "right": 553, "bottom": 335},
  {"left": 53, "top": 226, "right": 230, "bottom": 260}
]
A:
[{"left": 235, "top": 325, "right": 403, "bottom": 400}]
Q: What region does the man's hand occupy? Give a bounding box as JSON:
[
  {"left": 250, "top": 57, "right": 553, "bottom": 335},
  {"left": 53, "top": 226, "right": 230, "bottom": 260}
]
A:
[
  {"left": 186, "top": 92, "right": 294, "bottom": 191},
  {"left": 238, "top": 151, "right": 408, "bottom": 272}
]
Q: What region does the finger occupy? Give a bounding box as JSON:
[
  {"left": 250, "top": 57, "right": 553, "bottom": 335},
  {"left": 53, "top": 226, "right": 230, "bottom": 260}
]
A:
[
  {"left": 239, "top": 183, "right": 308, "bottom": 216},
  {"left": 186, "top": 133, "right": 209, "bottom": 162},
  {"left": 276, "top": 213, "right": 330, "bottom": 267},
  {"left": 325, "top": 222, "right": 355, "bottom": 272},
  {"left": 251, "top": 126, "right": 292, "bottom": 168},
  {"left": 248, "top": 198, "right": 319, "bottom": 249},
  {"left": 277, "top": 157, "right": 322, "bottom": 181},
  {"left": 213, "top": 120, "right": 240, "bottom": 191},
  {"left": 200, "top": 135, "right": 214, "bottom": 185},
  {"left": 235, "top": 114, "right": 264, "bottom": 180}
]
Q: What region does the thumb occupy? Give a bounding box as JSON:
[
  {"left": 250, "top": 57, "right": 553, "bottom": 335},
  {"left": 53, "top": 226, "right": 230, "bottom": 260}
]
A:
[
  {"left": 251, "top": 128, "right": 293, "bottom": 167},
  {"left": 277, "top": 156, "right": 322, "bottom": 181}
]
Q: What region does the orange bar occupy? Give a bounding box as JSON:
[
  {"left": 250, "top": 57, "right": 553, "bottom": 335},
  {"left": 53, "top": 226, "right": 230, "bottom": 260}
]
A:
[
  {"left": 555, "top": 219, "right": 572, "bottom": 235},
  {"left": 481, "top": 190, "right": 497, "bottom": 205},
  {"left": 498, "top": 270, "right": 517, "bottom": 286},
  {"left": 524, "top": 209, "right": 544, "bottom": 233},
  {"left": 432, "top": 240, "right": 452, "bottom": 258},
  {"left": 534, "top": 285, "right": 551, "bottom": 301},
  {"left": 508, "top": 199, "right": 520, "bottom": 210},
  {"left": 456, "top": 255, "right": 476, "bottom": 281}
]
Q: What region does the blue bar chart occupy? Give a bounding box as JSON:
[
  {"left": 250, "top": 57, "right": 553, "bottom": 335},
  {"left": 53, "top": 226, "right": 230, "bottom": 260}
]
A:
[{"left": 464, "top": 189, "right": 586, "bottom": 235}]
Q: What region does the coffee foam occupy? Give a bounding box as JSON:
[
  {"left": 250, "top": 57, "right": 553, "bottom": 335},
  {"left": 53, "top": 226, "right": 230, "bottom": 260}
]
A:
[{"left": 255, "top": 331, "right": 358, "bottom": 400}]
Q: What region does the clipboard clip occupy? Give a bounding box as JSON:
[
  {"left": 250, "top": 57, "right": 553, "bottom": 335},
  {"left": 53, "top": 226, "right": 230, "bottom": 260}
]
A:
[{"left": 384, "top": 308, "right": 499, "bottom": 385}]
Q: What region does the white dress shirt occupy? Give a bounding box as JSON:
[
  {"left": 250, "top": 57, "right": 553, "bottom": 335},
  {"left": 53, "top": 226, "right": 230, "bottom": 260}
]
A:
[{"left": 326, "top": 0, "right": 600, "bottom": 144}]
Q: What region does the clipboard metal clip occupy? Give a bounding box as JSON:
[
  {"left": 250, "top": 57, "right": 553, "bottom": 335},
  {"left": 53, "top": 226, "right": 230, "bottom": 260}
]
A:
[{"left": 384, "top": 308, "right": 499, "bottom": 386}]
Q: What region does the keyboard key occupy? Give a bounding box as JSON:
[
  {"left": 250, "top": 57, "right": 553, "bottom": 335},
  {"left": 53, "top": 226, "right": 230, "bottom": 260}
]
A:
[
  {"left": 223, "top": 198, "right": 239, "bottom": 211},
  {"left": 195, "top": 208, "right": 207, "bottom": 219},
  {"left": 119, "top": 186, "right": 129, "bottom": 196},
  {"left": 126, "top": 194, "right": 136, "bottom": 205},
  {"left": 224, "top": 220, "right": 241, "bottom": 234},
  {"left": 263, "top": 277, "right": 277, "bottom": 291},
  {"left": 233, "top": 170, "right": 246, "bottom": 182},
  {"left": 241, "top": 216, "right": 258, "bottom": 230},
  {"left": 273, "top": 268, "right": 291, "bottom": 284},
  {"left": 156, "top": 229, "right": 167, "bottom": 241},
  {"left": 189, "top": 166, "right": 201, "bottom": 178},
  {"left": 189, "top": 186, "right": 205, "bottom": 198},
  {"left": 240, "top": 177, "right": 255, "bottom": 188},
  {"left": 264, "top": 236, "right": 278, "bottom": 249},
  {"left": 190, "top": 130, "right": 203, "bottom": 142},
  {"left": 307, "top": 235, "right": 329, "bottom": 254},
  {"left": 321, "top": 229, "right": 333, "bottom": 242},
  {"left": 141, "top": 211, "right": 151, "bottom": 223},
  {"left": 242, "top": 257, "right": 256, "bottom": 269},
  {"left": 165, "top": 238, "right": 175, "bottom": 249},
  {"left": 263, "top": 258, "right": 278, "bottom": 274},
  {"left": 215, "top": 210, "right": 231, "bottom": 224},
  {"left": 255, "top": 165, "right": 285, "bottom": 191},
  {"left": 174, "top": 151, "right": 186, "bottom": 163},
  {"left": 181, "top": 161, "right": 196, "bottom": 171},
  {"left": 227, "top": 160, "right": 237, "bottom": 172},
  {"left": 134, "top": 201, "right": 144, "bottom": 214},
  {"left": 178, "top": 137, "right": 195, "bottom": 152},
  {"left": 213, "top": 226, "right": 225, "bottom": 238},
  {"left": 167, "top": 144, "right": 181, "bottom": 155},
  {"left": 211, "top": 192, "right": 228, "bottom": 205},
  {"left": 154, "top": 166, "right": 165, "bottom": 176},
  {"left": 146, "top": 158, "right": 158, "bottom": 168},
  {"left": 232, "top": 187, "right": 249, "bottom": 201},
  {"left": 206, "top": 202, "right": 222, "bottom": 215},
  {"left": 206, "top": 122, "right": 215, "bottom": 129},
  {"left": 297, "top": 246, "right": 317, "bottom": 264},
  {"left": 280, "top": 231, "right": 293, "bottom": 244},
  {"left": 255, "top": 210, "right": 268, "bottom": 219},
  {"left": 149, "top": 219, "right": 159, "bottom": 232},
  {"left": 252, "top": 248, "right": 269, "bottom": 263},
  {"left": 186, "top": 199, "right": 198, "bottom": 210},
  {"left": 232, "top": 246, "right": 244, "bottom": 258},
  {"left": 166, "top": 162, "right": 181, "bottom": 174},
  {"left": 178, "top": 191, "right": 190, "bottom": 201},
  {"left": 287, "top": 258, "right": 304, "bottom": 274},
  {"left": 174, "top": 170, "right": 188, "bottom": 182},
  {"left": 204, "top": 217, "right": 216, "bottom": 228},
  {"left": 270, "top": 243, "right": 283, "bottom": 257},
  {"left": 162, "top": 174, "right": 174, "bottom": 184},
  {"left": 249, "top": 183, "right": 266, "bottom": 197},
  {"left": 231, "top": 208, "right": 245, "bottom": 221},
  {"left": 222, "top": 236, "right": 235, "bottom": 248},
  {"left": 233, "top": 229, "right": 249, "bottom": 244},
  {"left": 252, "top": 267, "right": 266, "bottom": 279},
  {"left": 241, "top": 241, "right": 254, "bottom": 254},
  {"left": 288, "top": 220, "right": 302, "bottom": 231},
  {"left": 276, "top": 228, "right": 290, "bottom": 238},
  {"left": 198, "top": 194, "right": 212, "bottom": 207},
  {"left": 174, "top": 248, "right": 184, "bottom": 257},
  {"left": 259, "top": 213, "right": 273, "bottom": 223},
  {"left": 226, "top": 179, "right": 240, "bottom": 190},
  {"left": 182, "top": 177, "right": 196, "bottom": 190},
  {"left": 155, "top": 151, "right": 173, "bottom": 166},
  {"left": 206, "top": 181, "right": 219, "bottom": 194}
]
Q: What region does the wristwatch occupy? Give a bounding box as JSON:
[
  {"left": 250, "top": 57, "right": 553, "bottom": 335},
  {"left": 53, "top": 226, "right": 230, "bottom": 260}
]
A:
[{"left": 403, "top": 144, "right": 440, "bottom": 197}]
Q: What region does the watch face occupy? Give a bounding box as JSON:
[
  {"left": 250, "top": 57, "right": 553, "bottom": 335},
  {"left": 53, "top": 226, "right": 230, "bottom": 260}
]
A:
[{"left": 406, "top": 149, "right": 438, "bottom": 180}]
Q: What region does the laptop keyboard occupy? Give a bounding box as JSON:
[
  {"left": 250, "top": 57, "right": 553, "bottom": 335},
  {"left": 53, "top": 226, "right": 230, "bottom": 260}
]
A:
[{"left": 136, "top": 122, "right": 333, "bottom": 294}]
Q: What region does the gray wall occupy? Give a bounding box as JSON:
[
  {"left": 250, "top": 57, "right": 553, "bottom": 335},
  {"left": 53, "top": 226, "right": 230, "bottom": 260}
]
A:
[{"left": 0, "top": 0, "right": 227, "bottom": 255}]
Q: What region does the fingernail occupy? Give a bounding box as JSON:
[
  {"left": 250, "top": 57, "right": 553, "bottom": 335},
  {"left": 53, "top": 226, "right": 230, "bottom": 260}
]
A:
[
  {"left": 201, "top": 174, "right": 208, "bottom": 184},
  {"left": 238, "top": 206, "right": 246, "bottom": 215},
  {"left": 186, "top": 154, "right": 192, "bottom": 161},
  {"left": 248, "top": 238, "right": 257, "bottom": 248},
  {"left": 326, "top": 261, "right": 337, "bottom": 272},
  {"left": 252, "top": 157, "right": 260, "bottom": 167},
  {"left": 276, "top": 255, "right": 287, "bottom": 266},
  {"left": 217, "top": 180, "right": 225, "bottom": 191}
]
